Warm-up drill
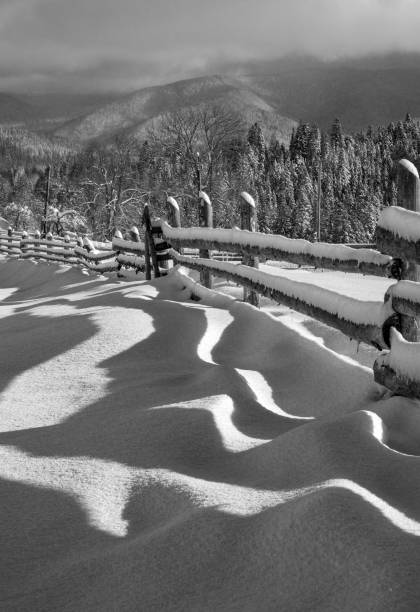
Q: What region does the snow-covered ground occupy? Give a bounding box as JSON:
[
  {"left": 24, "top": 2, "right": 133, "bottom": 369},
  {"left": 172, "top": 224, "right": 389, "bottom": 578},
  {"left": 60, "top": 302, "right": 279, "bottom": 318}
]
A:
[{"left": 1, "top": 256, "right": 420, "bottom": 611}]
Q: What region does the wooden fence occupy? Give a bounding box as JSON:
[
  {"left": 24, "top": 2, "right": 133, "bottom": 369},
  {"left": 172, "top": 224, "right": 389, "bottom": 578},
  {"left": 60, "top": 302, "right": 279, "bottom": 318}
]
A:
[{"left": 1, "top": 159, "right": 420, "bottom": 400}]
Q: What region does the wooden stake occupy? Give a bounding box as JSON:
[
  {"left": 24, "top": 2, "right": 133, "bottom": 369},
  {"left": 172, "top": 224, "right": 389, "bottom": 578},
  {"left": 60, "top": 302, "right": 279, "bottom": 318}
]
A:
[
  {"left": 396, "top": 158, "right": 420, "bottom": 340},
  {"left": 240, "top": 192, "right": 260, "bottom": 307},
  {"left": 198, "top": 191, "right": 213, "bottom": 288}
]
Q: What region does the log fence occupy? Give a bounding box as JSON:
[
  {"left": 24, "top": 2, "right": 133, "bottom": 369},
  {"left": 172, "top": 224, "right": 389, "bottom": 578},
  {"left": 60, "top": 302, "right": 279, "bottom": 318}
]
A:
[{"left": 1, "top": 158, "right": 420, "bottom": 399}]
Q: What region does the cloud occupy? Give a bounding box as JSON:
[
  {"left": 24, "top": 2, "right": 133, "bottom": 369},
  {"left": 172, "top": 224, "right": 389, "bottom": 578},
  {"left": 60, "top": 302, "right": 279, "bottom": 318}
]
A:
[{"left": 1, "top": 0, "right": 420, "bottom": 92}]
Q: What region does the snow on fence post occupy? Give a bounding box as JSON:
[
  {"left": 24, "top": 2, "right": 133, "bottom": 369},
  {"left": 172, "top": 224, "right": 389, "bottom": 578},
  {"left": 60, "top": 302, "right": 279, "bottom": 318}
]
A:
[
  {"left": 21, "top": 230, "right": 28, "bottom": 256},
  {"left": 142, "top": 205, "right": 160, "bottom": 279},
  {"left": 397, "top": 159, "right": 420, "bottom": 341},
  {"left": 240, "top": 192, "right": 260, "bottom": 307},
  {"left": 397, "top": 159, "right": 420, "bottom": 213},
  {"left": 167, "top": 196, "right": 181, "bottom": 228},
  {"left": 63, "top": 233, "right": 71, "bottom": 260},
  {"left": 129, "top": 226, "right": 140, "bottom": 242},
  {"left": 198, "top": 191, "right": 213, "bottom": 289},
  {"left": 7, "top": 226, "right": 12, "bottom": 254}
]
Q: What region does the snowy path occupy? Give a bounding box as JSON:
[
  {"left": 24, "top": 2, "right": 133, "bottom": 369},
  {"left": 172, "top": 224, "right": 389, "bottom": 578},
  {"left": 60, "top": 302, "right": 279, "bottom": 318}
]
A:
[{"left": 1, "top": 258, "right": 420, "bottom": 611}]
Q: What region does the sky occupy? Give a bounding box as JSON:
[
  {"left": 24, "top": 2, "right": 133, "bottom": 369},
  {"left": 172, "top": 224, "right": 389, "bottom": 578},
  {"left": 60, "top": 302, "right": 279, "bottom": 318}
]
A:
[{"left": 1, "top": 0, "right": 420, "bottom": 93}]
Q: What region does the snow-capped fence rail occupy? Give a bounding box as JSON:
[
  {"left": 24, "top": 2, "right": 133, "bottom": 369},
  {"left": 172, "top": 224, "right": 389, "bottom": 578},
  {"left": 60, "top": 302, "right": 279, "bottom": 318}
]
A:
[
  {"left": 170, "top": 249, "right": 392, "bottom": 349},
  {"left": 3, "top": 158, "right": 420, "bottom": 399},
  {"left": 112, "top": 227, "right": 146, "bottom": 274},
  {"left": 156, "top": 178, "right": 420, "bottom": 400}
]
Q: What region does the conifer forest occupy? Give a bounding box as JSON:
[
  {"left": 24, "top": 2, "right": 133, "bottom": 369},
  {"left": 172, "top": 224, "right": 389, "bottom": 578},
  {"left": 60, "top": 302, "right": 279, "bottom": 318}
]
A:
[{"left": 1, "top": 111, "right": 419, "bottom": 242}]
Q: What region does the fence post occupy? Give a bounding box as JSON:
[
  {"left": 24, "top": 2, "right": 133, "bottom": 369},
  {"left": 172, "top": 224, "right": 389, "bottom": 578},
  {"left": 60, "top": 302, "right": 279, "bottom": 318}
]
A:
[
  {"left": 7, "top": 226, "right": 12, "bottom": 254},
  {"left": 198, "top": 190, "right": 213, "bottom": 289},
  {"left": 240, "top": 192, "right": 260, "bottom": 307},
  {"left": 21, "top": 230, "right": 28, "bottom": 256},
  {"left": 142, "top": 205, "right": 160, "bottom": 278},
  {"left": 63, "top": 233, "right": 71, "bottom": 261},
  {"left": 167, "top": 196, "right": 181, "bottom": 228},
  {"left": 396, "top": 159, "right": 420, "bottom": 340},
  {"left": 129, "top": 226, "right": 140, "bottom": 242}
]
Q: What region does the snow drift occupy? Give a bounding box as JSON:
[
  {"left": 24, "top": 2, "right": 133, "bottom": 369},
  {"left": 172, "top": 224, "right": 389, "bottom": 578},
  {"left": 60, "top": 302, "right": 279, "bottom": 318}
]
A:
[{"left": 1, "top": 257, "right": 420, "bottom": 611}]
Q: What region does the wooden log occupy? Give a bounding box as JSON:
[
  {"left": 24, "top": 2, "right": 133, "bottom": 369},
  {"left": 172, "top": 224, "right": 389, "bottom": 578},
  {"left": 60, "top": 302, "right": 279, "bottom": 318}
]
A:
[
  {"left": 163, "top": 235, "right": 392, "bottom": 278},
  {"left": 240, "top": 191, "right": 259, "bottom": 307},
  {"left": 20, "top": 230, "right": 28, "bottom": 255},
  {"left": 161, "top": 221, "right": 392, "bottom": 277},
  {"left": 165, "top": 196, "right": 181, "bottom": 269},
  {"left": 373, "top": 360, "right": 420, "bottom": 399},
  {"left": 142, "top": 205, "right": 159, "bottom": 278},
  {"left": 144, "top": 232, "right": 152, "bottom": 280},
  {"left": 112, "top": 237, "right": 144, "bottom": 254},
  {"left": 129, "top": 226, "right": 140, "bottom": 242},
  {"left": 116, "top": 254, "right": 145, "bottom": 271},
  {"left": 63, "top": 234, "right": 72, "bottom": 260},
  {"left": 396, "top": 159, "right": 420, "bottom": 212},
  {"left": 7, "top": 226, "right": 12, "bottom": 254},
  {"left": 172, "top": 252, "right": 387, "bottom": 349},
  {"left": 198, "top": 191, "right": 213, "bottom": 288},
  {"left": 395, "top": 159, "right": 420, "bottom": 341},
  {"left": 167, "top": 196, "right": 181, "bottom": 228}
]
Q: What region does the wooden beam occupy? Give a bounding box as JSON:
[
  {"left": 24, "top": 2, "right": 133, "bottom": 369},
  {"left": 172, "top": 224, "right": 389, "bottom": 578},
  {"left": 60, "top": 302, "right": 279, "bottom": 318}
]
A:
[
  {"left": 172, "top": 252, "right": 387, "bottom": 349},
  {"left": 240, "top": 191, "right": 259, "bottom": 307}
]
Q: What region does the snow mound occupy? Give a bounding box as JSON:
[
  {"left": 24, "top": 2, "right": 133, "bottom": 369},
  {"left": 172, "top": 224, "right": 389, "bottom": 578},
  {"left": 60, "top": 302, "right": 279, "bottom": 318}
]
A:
[{"left": 1, "top": 256, "right": 420, "bottom": 611}]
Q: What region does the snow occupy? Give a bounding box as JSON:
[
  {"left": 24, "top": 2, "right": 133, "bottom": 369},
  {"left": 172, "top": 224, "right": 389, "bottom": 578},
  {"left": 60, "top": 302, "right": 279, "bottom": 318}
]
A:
[
  {"left": 117, "top": 253, "right": 145, "bottom": 268},
  {"left": 378, "top": 206, "right": 420, "bottom": 242},
  {"left": 167, "top": 196, "right": 179, "bottom": 211},
  {"left": 199, "top": 190, "right": 211, "bottom": 205},
  {"left": 378, "top": 327, "right": 420, "bottom": 382},
  {"left": 2, "top": 255, "right": 420, "bottom": 611},
  {"left": 161, "top": 222, "right": 391, "bottom": 266},
  {"left": 112, "top": 237, "right": 145, "bottom": 252},
  {"left": 399, "top": 158, "right": 419, "bottom": 178},
  {"left": 171, "top": 252, "right": 393, "bottom": 326},
  {"left": 240, "top": 191, "right": 256, "bottom": 207},
  {"left": 74, "top": 246, "right": 116, "bottom": 261},
  {"left": 387, "top": 279, "right": 420, "bottom": 304}
]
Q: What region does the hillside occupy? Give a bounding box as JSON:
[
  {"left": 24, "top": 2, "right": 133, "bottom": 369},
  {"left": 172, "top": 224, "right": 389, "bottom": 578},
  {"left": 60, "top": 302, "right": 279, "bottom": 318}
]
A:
[
  {"left": 0, "top": 92, "right": 34, "bottom": 125},
  {"left": 52, "top": 75, "right": 298, "bottom": 145},
  {"left": 235, "top": 53, "right": 420, "bottom": 132}
]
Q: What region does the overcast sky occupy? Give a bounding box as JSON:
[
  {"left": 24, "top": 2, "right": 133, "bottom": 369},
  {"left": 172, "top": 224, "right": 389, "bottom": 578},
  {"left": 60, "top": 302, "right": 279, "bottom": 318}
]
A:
[{"left": 1, "top": 0, "right": 419, "bottom": 93}]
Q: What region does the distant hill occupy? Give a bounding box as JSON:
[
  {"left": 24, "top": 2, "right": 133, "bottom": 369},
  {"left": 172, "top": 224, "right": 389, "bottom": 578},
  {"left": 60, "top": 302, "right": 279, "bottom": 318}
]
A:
[
  {"left": 234, "top": 53, "right": 420, "bottom": 132},
  {"left": 0, "top": 93, "right": 34, "bottom": 124},
  {"left": 4, "top": 52, "right": 420, "bottom": 147},
  {"left": 51, "top": 76, "right": 298, "bottom": 145}
]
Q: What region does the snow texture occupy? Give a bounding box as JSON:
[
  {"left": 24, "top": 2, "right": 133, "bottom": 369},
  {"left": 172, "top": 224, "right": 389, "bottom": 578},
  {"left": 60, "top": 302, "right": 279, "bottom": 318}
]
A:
[
  {"left": 161, "top": 222, "right": 391, "bottom": 266},
  {"left": 2, "top": 256, "right": 420, "bottom": 611},
  {"left": 378, "top": 206, "right": 420, "bottom": 242}
]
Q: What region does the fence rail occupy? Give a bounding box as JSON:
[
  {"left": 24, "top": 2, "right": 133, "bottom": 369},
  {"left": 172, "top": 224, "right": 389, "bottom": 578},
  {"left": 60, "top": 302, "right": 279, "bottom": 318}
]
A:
[{"left": 2, "top": 158, "right": 420, "bottom": 400}]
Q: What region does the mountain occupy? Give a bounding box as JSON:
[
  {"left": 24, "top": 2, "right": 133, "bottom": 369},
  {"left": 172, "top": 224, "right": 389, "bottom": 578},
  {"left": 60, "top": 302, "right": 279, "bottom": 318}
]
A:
[
  {"left": 4, "top": 52, "right": 420, "bottom": 147},
  {"left": 51, "top": 75, "right": 298, "bottom": 145},
  {"left": 0, "top": 91, "right": 123, "bottom": 131},
  {"left": 0, "top": 93, "right": 34, "bottom": 124},
  {"left": 234, "top": 53, "right": 420, "bottom": 132}
]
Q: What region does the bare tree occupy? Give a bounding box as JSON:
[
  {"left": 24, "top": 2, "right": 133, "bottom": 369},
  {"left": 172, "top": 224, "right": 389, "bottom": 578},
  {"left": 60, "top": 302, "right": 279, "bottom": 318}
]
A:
[{"left": 150, "top": 104, "right": 245, "bottom": 197}]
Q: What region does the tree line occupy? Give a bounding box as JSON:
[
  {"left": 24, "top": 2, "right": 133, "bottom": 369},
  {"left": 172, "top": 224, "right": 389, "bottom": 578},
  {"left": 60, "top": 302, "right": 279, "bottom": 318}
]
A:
[{"left": 0, "top": 109, "right": 419, "bottom": 242}]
